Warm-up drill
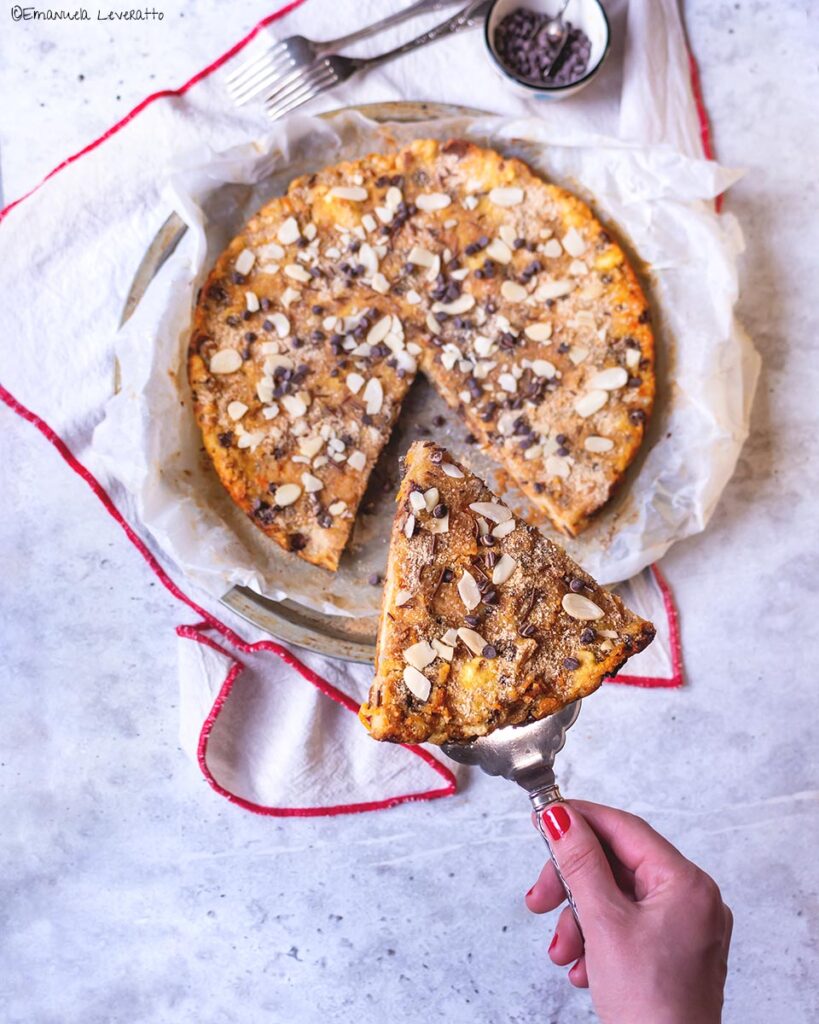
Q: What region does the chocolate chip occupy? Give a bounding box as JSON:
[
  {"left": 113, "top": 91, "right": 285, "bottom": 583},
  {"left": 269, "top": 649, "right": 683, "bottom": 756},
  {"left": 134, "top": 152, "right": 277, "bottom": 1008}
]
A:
[
  {"left": 519, "top": 623, "right": 537, "bottom": 638},
  {"left": 580, "top": 628, "right": 596, "bottom": 644},
  {"left": 629, "top": 409, "right": 646, "bottom": 425},
  {"left": 569, "top": 578, "right": 587, "bottom": 593},
  {"left": 482, "top": 589, "right": 498, "bottom": 605},
  {"left": 479, "top": 534, "right": 496, "bottom": 547},
  {"left": 318, "top": 514, "right": 332, "bottom": 529},
  {"left": 464, "top": 614, "right": 481, "bottom": 627},
  {"left": 432, "top": 503, "right": 448, "bottom": 518},
  {"left": 482, "top": 644, "right": 498, "bottom": 659},
  {"left": 368, "top": 573, "right": 381, "bottom": 586},
  {"left": 217, "top": 431, "right": 233, "bottom": 447},
  {"left": 638, "top": 309, "right": 651, "bottom": 324},
  {"left": 289, "top": 533, "right": 308, "bottom": 552},
  {"left": 442, "top": 568, "right": 454, "bottom": 583},
  {"left": 563, "top": 657, "right": 581, "bottom": 671}
]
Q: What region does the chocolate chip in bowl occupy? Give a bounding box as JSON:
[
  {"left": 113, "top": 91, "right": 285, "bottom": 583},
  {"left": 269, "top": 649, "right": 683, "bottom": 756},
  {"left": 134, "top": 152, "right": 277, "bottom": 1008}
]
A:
[{"left": 484, "top": 0, "right": 610, "bottom": 101}]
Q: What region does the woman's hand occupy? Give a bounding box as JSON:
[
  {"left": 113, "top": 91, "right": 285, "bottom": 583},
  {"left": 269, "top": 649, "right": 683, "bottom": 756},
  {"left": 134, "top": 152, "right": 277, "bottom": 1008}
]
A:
[{"left": 526, "top": 800, "right": 732, "bottom": 1024}]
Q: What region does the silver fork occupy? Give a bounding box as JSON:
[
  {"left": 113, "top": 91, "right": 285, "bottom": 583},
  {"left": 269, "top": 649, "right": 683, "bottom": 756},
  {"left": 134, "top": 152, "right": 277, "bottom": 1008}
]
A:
[
  {"left": 265, "top": 0, "right": 492, "bottom": 122},
  {"left": 227, "top": 0, "right": 463, "bottom": 107}
]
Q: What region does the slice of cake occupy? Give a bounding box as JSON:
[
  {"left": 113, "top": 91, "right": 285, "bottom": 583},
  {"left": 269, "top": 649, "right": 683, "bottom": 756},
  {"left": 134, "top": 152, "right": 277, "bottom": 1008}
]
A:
[{"left": 359, "top": 441, "right": 655, "bottom": 744}]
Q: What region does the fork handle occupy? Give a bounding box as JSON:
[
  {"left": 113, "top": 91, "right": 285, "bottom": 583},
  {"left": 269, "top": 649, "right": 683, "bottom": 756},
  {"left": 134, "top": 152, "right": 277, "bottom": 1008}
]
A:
[
  {"left": 350, "top": 0, "right": 490, "bottom": 72},
  {"left": 320, "top": 0, "right": 464, "bottom": 54},
  {"left": 530, "top": 786, "right": 584, "bottom": 942}
]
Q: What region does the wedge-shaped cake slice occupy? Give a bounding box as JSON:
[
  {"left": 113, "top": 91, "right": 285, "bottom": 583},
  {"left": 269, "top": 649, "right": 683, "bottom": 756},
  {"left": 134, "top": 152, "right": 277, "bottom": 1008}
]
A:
[{"left": 359, "top": 441, "right": 655, "bottom": 744}]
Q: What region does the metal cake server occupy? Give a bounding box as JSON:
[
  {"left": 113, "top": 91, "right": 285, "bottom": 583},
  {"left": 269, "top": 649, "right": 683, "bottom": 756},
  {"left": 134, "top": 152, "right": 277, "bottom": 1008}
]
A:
[{"left": 443, "top": 700, "right": 583, "bottom": 933}]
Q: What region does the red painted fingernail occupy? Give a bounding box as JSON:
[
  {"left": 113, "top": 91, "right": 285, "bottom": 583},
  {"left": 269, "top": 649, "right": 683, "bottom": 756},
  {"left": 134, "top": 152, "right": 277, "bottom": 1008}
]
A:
[
  {"left": 526, "top": 885, "right": 535, "bottom": 898},
  {"left": 543, "top": 804, "right": 572, "bottom": 841},
  {"left": 549, "top": 932, "right": 559, "bottom": 953}
]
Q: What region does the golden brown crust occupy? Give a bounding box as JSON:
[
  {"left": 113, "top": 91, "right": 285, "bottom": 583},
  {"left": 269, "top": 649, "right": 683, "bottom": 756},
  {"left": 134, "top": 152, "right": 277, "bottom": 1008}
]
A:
[
  {"left": 359, "top": 441, "right": 655, "bottom": 744},
  {"left": 189, "top": 139, "right": 655, "bottom": 569}
]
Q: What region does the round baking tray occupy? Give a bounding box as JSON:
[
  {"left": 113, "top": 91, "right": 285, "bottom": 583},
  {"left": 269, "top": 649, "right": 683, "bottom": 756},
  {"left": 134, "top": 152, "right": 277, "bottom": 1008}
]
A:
[{"left": 120, "top": 100, "right": 488, "bottom": 664}]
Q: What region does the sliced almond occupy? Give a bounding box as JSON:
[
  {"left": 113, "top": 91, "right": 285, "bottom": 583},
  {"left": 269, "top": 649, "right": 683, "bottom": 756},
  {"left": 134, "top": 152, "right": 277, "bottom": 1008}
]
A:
[
  {"left": 346, "top": 372, "right": 365, "bottom": 395},
  {"left": 277, "top": 217, "right": 300, "bottom": 245},
  {"left": 301, "top": 472, "right": 323, "bottom": 493},
  {"left": 404, "top": 640, "right": 437, "bottom": 671},
  {"left": 245, "top": 290, "right": 260, "bottom": 313},
  {"left": 546, "top": 454, "right": 571, "bottom": 479},
  {"left": 569, "top": 345, "right": 590, "bottom": 366},
  {"left": 362, "top": 213, "right": 377, "bottom": 232},
  {"left": 626, "top": 347, "right": 642, "bottom": 370},
  {"left": 426, "top": 311, "right": 442, "bottom": 336},
  {"left": 270, "top": 312, "right": 290, "bottom": 338},
  {"left": 328, "top": 500, "right": 347, "bottom": 516},
  {"left": 486, "top": 238, "right": 513, "bottom": 264},
  {"left": 588, "top": 366, "right": 629, "bottom": 391},
  {"left": 492, "top": 554, "right": 517, "bottom": 586},
  {"left": 407, "top": 245, "right": 437, "bottom": 268},
  {"left": 457, "top": 627, "right": 488, "bottom": 655},
  {"left": 427, "top": 513, "right": 449, "bottom": 534},
  {"left": 458, "top": 570, "right": 481, "bottom": 612},
  {"left": 498, "top": 372, "right": 518, "bottom": 393},
  {"left": 347, "top": 450, "right": 366, "bottom": 472},
  {"left": 489, "top": 186, "right": 524, "bottom": 207},
  {"left": 371, "top": 273, "right": 390, "bottom": 294},
  {"left": 363, "top": 377, "right": 383, "bottom": 415},
  {"left": 536, "top": 279, "right": 573, "bottom": 301},
  {"left": 209, "top": 348, "right": 242, "bottom": 374},
  {"left": 395, "top": 590, "right": 413, "bottom": 608},
  {"left": 501, "top": 281, "right": 528, "bottom": 303},
  {"left": 541, "top": 238, "right": 563, "bottom": 259},
  {"left": 562, "top": 592, "right": 605, "bottom": 620},
  {"left": 274, "top": 483, "right": 301, "bottom": 508},
  {"left": 234, "top": 248, "right": 255, "bottom": 275},
  {"left": 329, "top": 185, "right": 368, "bottom": 201},
  {"left": 403, "top": 513, "right": 416, "bottom": 539},
  {"left": 423, "top": 487, "right": 440, "bottom": 512},
  {"left": 256, "top": 378, "right": 274, "bottom": 404},
  {"left": 431, "top": 639, "right": 455, "bottom": 662},
  {"left": 574, "top": 390, "right": 608, "bottom": 418},
  {"left": 491, "top": 518, "right": 516, "bottom": 539},
  {"left": 403, "top": 665, "right": 431, "bottom": 702},
  {"left": 227, "top": 401, "right": 248, "bottom": 421},
  {"left": 584, "top": 435, "right": 614, "bottom": 453},
  {"left": 282, "top": 394, "right": 307, "bottom": 418},
  {"left": 431, "top": 294, "right": 476, "bottom": 315},
  {"left": 468, "top": 501, "right": 512, "bottom": 524},
  {"left": 416, "top": 192, "right": 452, "bottom": 211},
  {"left": 562, "top": 227, "right": 587, "bottom": 258},
  {"left": 524, "top": 321, "right": 553, "bottom": 342},
  {"left": 441, "top": 628, "right": 459, "bottom": 646},
  {"left": 385, "top": 185, "right": 403, "bottom": 209},
  {"left": 284, "top": 263, "right": 311, "bottom": 283},
  {"left": 409, "top": 491, "right": 426, "bottom": 513},
  {"left": 441, "top": 462, "right": 464, "bottom": 479},
  {"left": 299, "top": 436, "right": 324, "bottom": 458},
  {"left": 531, "top": 359, "right": 556, "bottom": 379},
  {"left": 281, "top": 287, "right": 300, "bottom": 308}
]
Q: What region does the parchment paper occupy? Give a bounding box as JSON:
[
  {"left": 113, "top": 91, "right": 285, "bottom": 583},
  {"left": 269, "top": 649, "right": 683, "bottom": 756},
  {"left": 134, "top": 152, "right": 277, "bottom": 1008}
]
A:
[{"left": 92, "top": 111, "right": 757, "bottom": 617}]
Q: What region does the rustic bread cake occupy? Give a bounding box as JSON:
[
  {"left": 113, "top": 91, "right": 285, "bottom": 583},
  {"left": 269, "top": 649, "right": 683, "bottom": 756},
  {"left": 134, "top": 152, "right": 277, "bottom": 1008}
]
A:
[
  {"left": 359, "top": 441, "right": 655, "bottom": 744},
  {"left": 189, "top": 139, "right": 654, "bottom": 570}
]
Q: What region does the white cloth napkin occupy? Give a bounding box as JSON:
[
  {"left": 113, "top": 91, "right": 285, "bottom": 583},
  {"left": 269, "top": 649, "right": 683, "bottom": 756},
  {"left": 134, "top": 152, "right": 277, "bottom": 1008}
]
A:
[{"left": 0, "top": 0, "right": 758, "bottom": 814}]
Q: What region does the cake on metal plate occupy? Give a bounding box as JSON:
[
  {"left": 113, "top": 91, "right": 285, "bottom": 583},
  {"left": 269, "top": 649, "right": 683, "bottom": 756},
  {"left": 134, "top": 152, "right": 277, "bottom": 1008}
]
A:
[
  {"left": 359, "top": 441, "right": 655, "bottom": 745},
  {"left": 189, "top": 139, "right": 654, "bottom": 570}
]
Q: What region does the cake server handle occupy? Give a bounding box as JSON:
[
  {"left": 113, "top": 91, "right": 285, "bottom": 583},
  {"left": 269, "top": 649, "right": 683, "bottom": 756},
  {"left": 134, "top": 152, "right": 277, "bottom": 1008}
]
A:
[{"left": 530, "top": 784, "right": 583, "bottom": 940}]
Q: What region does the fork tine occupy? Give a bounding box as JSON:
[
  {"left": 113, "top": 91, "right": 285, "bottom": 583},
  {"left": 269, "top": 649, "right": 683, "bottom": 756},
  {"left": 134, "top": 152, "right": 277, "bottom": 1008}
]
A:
[
  {"left": 265, "top": 66, "right": 334, "bottom": 118},
  {"left": 260, "top": 60, "right": 323, "bottom": 109},
  {"left": 225, "top": 40, "right": 289, "bottom": 87},
  {"left": 266, "top": 68, "right": 337, "bottom": 121},
  {"left": 229, "top": 53, "right": 299, "bottom": 106}
]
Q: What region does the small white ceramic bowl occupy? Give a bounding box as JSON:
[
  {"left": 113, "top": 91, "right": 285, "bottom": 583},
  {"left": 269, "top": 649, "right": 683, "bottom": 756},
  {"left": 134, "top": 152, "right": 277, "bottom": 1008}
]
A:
[{"left": 484, "top": 0, "right": 610, "bottom": 101}]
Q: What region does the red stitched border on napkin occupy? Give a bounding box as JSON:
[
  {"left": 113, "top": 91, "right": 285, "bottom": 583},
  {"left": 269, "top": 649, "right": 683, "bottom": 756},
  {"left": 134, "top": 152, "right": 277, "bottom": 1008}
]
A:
[
  {"left": 177, "top": 622, "right": 457, "bottom": 816},
  {"left": 0, "top": 0, "right": 701, "bottom": 813}
]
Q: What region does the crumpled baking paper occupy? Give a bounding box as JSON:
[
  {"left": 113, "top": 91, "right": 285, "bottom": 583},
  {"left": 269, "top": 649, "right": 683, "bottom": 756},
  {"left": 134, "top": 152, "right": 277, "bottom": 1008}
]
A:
[{"left": 92, "top": 110, "right": 758, "bottom": 617}]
